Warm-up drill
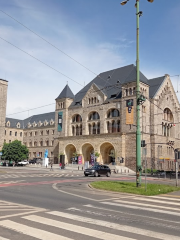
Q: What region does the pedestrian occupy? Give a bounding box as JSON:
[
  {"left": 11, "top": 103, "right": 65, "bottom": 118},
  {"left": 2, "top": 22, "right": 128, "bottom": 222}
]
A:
[
  {"left": 50, "top": 161, "right": 53, "bottom": 171},
  {"left": 59, "top": 162, "right": 62, "bottom": 170}
]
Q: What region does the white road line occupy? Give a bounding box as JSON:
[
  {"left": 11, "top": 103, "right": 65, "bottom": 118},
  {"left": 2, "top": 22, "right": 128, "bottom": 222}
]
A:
[
  {"left": 149, "top": 196, "right": 180, "bottom": 202},
  {"left": 132, "top": 197, "right": 180, "bottom": 205},
  {"left": 114, "top": 199, "right": 180, "bottom": 211},
  {"left": 101, "top": 201, "right": 180, "bottom": 216},
  {"left": 0, "top": 220, "right": 72, "bottom": 240},
  {"left": 24, "top": 214, "right": 136, "bottom": 240},
  {"left": 48, "top": 211, "right": 180, "bottom": 240},
  {"left": 83, "top": 204, "right": 180, "bottom": 224}
]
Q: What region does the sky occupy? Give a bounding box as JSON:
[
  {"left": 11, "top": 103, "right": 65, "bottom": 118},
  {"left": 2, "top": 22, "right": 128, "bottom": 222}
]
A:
[{"left": 0, "top": 0, "right": 180, "bottom": 119}]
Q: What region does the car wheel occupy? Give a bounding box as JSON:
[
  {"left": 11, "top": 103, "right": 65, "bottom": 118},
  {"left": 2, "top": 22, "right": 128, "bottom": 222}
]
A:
[
  {"left": 94, "top": 171, "right": 99, "bottom": 177},
  {"left": 84, "top": 174, "right": 88, "bottom": 177},
  {"left": 106, "top": 172, "right": 111, "bottom": 177}
]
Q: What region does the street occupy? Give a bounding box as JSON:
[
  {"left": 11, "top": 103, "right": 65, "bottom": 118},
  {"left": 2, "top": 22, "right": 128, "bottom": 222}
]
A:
[{"left": 0, "top": 166, "right": 180, "bottom": 240}]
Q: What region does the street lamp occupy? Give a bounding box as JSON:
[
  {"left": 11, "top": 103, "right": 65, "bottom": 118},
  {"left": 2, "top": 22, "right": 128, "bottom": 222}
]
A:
[{"left": 121, "top": 0, "right": 154, "bottom": 187}]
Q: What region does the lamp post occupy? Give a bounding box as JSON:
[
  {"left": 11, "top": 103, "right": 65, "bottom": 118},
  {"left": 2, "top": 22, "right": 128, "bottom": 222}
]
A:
[{"left": 120, "top": 0, "right": 154, "bottom": 187}]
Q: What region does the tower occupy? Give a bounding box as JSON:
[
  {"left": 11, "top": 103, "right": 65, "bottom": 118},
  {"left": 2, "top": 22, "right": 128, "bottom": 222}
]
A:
[
  {"left": 0, "top": 79, "right": 8, "bottom": 150},
  {"left": 53, "top": 84, "right": 74, "bottom": 161}
]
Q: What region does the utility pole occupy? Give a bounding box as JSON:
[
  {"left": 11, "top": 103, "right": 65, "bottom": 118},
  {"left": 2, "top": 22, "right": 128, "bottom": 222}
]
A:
[
  {"left": 120, "top": 0, "right": 154, "bottom": 187},
  {"left": 136, "top": 0, "right": 141, "bottom": 187}
]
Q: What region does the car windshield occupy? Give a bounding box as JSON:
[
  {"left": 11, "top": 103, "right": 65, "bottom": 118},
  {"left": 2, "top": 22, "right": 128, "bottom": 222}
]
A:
[{"left": 90, "top": 166, "right": 99, "bottom": 170}]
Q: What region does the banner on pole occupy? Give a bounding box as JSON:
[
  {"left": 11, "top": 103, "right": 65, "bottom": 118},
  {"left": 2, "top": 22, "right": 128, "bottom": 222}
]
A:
[{"left": 126, "top": 99, "right": 134, "bottom": 125}]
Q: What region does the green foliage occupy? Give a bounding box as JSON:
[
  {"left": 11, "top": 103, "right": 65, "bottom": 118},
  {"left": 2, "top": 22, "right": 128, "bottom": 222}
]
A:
[
  {"left": 94, "top": 152, "right": 100, "bottom": 158},
  {"left": 2, "top": 140, "right": 29, "bottom": 162},
  {"left": 91, "top": 181, "right": 180, "bottom": 196},
  {"left": 143, "top": 169, "right": 157, "bottom": 173},
  {"left": 73, "top": 152, "right": 79, "bottom": 157}
]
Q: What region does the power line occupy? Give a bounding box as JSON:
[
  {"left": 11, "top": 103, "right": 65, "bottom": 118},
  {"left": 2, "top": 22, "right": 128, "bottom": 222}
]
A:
[
  {"left": 6, "top": 103, "right": 55, "bottom": 117},
  {"left": 0, "top": 9, "right": 122, "bottom": 91},
  {"left": 0, "top": 9, "right": 99, "bottom": 78},
  {"left": 0, "top": 36, "right": 85, "bottom": 87}
]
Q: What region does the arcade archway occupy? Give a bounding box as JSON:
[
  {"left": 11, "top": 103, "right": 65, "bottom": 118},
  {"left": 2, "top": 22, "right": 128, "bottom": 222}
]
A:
[
  {"left": 82, "top": 143, "right": 94, "bottom": 164},
  {"left": 100, "top": 142, "right": 115, "bottom": 164},
  {"left": 65, "top": 144, "right": 76, "bottom": 164}
]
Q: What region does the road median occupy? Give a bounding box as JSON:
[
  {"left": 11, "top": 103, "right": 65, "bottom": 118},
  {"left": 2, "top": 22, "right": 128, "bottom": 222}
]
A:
[{"left": 90, "top": 181, "right": 180, "bottom": 196}]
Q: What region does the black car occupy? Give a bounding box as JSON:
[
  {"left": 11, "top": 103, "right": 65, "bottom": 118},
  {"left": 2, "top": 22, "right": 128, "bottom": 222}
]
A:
[
  {"left": 84, "top": 165, "right": 111, "bottom": 177},
  {"left": 29, "top": 159, "right": 37, "bottom": 164}
]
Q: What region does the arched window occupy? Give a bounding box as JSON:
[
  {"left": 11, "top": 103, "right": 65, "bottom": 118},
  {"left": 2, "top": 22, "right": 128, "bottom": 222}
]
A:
[
  {"left": 88, "top": 98, "right": 90, "bottom": 104},
  {"left": 163, "top": 108, "right": 173, "bottom": 122},
  {"left": 76, "top": 126, "right": 79, "bottom": 136},
  {"left": 91, "top": 98, "right": 94, "bottom": 104},
  {"left": 107, "top": 121, "right": 110, "bottom": 133},
  {"left": 89, "top": 112, "right": 100, "bottom": 120},
  {"left": 79, "top": 124, "right": 82, "bottom": 135},
  {"left": 129, "top": 88, "right": 132, "bottom": 96},
  {"left": 97, "top": 122, "right": 100, "bottom": 134},
  {"left": 117, "top": 120, "right": 120, "bottom": 132},
  {"left": 126, "top": 89, "right": 128, "bottom": 96},
  {"left": 94, "top": 97, "right": 97, "bottom": 103},
  {"left": 89, "top": 124, "right": 92, "bottom": 135},
  {"left": 93, "top": 123, "right": 96, "bottom": 134},
  {"left": 72, "top": 126, "right": 75, "bottom": 136},
  {"left": 107, "top": 109, "right": 120, "bottom": 118},
  {"left": 112, "top": 121, "right": 117, "bottom": 133},
  {"left": 72, "top": 114, "right": 82, "bottom": 123}
]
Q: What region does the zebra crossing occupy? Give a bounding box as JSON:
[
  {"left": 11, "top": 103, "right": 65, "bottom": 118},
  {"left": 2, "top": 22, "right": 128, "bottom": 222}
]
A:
[
  {"left": 0, "top": 208, "right": 179, "bottom": 240},
  {"left": 0, "top": 173, "right": 83, "bottom": 179},
  {"left": 0, "top": 195, "right": 180, "bottom": 239}
]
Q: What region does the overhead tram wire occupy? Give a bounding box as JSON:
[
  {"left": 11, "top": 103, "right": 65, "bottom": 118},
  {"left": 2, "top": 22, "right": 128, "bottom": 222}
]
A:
[
  {"left": 0, "top": 36, "right": 84, "bottom": 87},
  {"left": 0, "top": 9, "right": 121, "bottom": 90},
  {"left": 6, "top": 82, "right": 123, "bottom": 117}
]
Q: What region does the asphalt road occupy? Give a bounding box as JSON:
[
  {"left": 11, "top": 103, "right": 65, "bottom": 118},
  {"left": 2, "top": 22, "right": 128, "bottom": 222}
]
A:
[{"left": 0, "top": 166, "right": 180, "bottom": 240}]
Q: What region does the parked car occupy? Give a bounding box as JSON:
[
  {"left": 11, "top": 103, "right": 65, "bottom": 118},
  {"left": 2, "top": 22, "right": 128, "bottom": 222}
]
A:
[
  {"left": 29, "top": 159, "right": 37, "bottom": 164},
  {"left": 29, "top": 158, "right": 42, "bottom": 164},
  {"left": 17, "top": 160, "right": 29, "bottom": 166},
  {"left": 84, "top": 165, "right": 111, "bottom": 177}
]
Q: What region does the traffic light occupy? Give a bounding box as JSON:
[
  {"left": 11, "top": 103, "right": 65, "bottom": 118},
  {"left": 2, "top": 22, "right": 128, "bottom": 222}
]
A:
[{"left": 141, "top": 140, "right": 146, "bottom": 147}]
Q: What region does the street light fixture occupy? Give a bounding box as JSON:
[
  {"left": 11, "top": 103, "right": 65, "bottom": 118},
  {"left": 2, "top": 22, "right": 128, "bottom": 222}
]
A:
[
  {"left": 121, "top": 0, "right": 154, "bottom": 187},
  {"left": 120, "top": 0, "right": 129, "bottom": 6}
]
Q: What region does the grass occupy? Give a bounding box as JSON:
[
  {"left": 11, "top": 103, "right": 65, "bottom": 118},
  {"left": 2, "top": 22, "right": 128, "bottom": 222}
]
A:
[{"left": 90, "top": 181, "right": 180, "bottom": 196}]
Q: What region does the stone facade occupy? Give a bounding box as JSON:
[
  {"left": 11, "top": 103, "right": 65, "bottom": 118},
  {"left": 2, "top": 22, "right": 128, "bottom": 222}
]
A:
[
  {"left": 2, "top": 65, "right": 180, "bottom": 171},
  {"left": 0, "top": 79, "right": 8, "bottom": 150}
]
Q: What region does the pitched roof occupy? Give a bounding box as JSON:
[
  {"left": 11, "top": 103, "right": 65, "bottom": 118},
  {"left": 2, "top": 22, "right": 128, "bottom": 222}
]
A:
[
  {"left": 6, "top": 112, "right": 55, "bottom": 129},
  {"left": 70, "top": 64, "right": 149, "bottom": 106},
  {"left": 56, "top": 84, "right": 74, "bottom": 100},
  {"left": 148, "top": 76, "right": 165, "bottom": 98},
  {"left": 6, "top": 118, "right": 24, "bottom": 129}
]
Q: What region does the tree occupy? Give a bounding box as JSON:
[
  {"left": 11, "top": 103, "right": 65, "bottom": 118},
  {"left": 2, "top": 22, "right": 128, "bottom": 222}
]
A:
[{"left": 2, "top": 140, "right": 29, "bottom": 162}]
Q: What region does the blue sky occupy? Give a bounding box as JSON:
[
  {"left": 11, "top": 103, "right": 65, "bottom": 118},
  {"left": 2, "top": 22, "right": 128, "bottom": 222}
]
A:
[{"left": 0, "top": 0, "right": 180, "bottom": 119}]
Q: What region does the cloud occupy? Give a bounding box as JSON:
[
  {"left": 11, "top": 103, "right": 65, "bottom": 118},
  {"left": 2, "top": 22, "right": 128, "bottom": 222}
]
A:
[{"left": 0, "top": 2, "right": 128, "bottom": 120}]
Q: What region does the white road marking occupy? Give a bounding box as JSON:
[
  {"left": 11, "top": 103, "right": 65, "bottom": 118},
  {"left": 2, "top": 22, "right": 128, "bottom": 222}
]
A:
[
  {"left": 24, "top": 214, "right": 136, "bottom": 240},
  {"left": 101, "top": 201, "right": 180, "bottom": 216},
  {"left": 149, "top": 195, "right": 180, "bottom": 202},
  {"left": 0, "top": 220, "right": 72, "bottom": 240},
  {"left": 48, "top": 211, "right": 180, "bottom": 240},
  {"left": 132, "top": 197, "right": 180, "bottom": 205},
  {"left": 74, "top": 205, "right": 180, "bottom": 224},
  {"left": 114, "top": 199, "right": 180, "bottom": 211}
]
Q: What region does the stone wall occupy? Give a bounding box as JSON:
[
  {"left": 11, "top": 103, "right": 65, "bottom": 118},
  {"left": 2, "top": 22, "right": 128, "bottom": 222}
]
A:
[{"left": 0, "top": 80, "right": 8, "bottom": 150}]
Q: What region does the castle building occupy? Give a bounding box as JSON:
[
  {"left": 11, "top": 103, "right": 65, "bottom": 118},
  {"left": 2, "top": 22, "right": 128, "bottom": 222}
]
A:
[{"left": 1, "top": 64, "right": 180, "bottom": 170}]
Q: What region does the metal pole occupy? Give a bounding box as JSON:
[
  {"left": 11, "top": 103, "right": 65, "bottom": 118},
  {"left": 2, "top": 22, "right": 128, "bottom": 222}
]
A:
[
  {"left": 145, "top": 148, "right": 147, "bottom": 192},
  {"left": 136, "top": 0, "right": 141, "bottom": 187},
  {"left": 175, "top": 150, "right": 178, "bottom": 187},
  {"left": 176, "top": 161, "right": 178, "bottom": 187}
]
